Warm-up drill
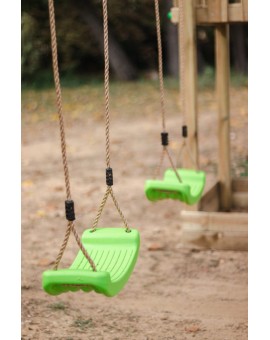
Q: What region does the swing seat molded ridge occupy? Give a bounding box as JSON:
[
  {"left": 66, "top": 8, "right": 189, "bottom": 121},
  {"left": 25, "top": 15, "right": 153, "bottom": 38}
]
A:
[
  {"left": 144, "top": 168, "right": 206, "bottom": 205},
  {"left": 42, "top": 228, "right": 140, "bottom": 297}
]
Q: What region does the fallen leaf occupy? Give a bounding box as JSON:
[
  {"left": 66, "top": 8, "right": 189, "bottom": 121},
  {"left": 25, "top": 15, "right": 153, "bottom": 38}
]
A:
[
  {"left": 22, "top": 180, "right": 34, "bottom": 188},
  {"left": 184, "top": 325, "right": 201, "bottom": 333},
  {"left": 37, "top": 258, "right": 55, "bottom": 267},
  {"left": 148, "top": 243, "right": 165, "bottom": 251},
  {"left": 36, "top": 210, "right": 46, "bottom": 217}
]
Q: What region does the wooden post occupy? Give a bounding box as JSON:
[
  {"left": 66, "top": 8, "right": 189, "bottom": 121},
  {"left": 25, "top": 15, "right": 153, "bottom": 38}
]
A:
[
  {"left": 215, "top": 24, "right": 232, "bottom": 210},
  {"left": 179, "top": 0, "right": 199, "bottom": 211},
  {"left": 179, "top": 0, "right": 199, "bottom": 171}
]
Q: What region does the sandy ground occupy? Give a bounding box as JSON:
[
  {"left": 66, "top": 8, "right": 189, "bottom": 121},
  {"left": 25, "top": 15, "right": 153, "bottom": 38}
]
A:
[{"left": 22, "top": 84, "right": 248, "bottom": 339}]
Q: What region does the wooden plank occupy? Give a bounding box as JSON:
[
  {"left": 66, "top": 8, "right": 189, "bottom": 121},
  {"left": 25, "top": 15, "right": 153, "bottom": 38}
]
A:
[
  {"left": 197, "top": 0, "right": 227, "bottom": 23},
  {"left": 232, "top": 192, "right": 248, "bottom": 210},
  {"left": 180, "top": 0, "right": 199, "bottom": 174},
  {"left": 228, "top": 3, "right": 244, "bottom": 22},
  {"left": 220, "top": 0, "right": 228, "bottom": 22},
  {"left": 178, "top": 0, "right": 199, "bottom": 211},
  {"left": 215, "top": 24, "right": 232, "bottom": 210},
  {"left": 199, "top": 180, "right": 220, "bottom": 212},
  {"left": 181, "top": 211, "right": 247, "bottom": 231},
  {"left": 188, "top": 235, "right": 248, "bottom": 251},
  {"left": 171, "top": 1, "right": 248, "bottom": 25},
  {"left": 242, "top": 0, "right": 248, "bottom": 21},
  {"left": 232, "top": 177, "right": 248, "bottom": 193},
  {"left": 180, "top": 211, "right": 248, "bottom": 250},
  {"left": 171, "top": 7, "right": 180, "bottom": 24}
]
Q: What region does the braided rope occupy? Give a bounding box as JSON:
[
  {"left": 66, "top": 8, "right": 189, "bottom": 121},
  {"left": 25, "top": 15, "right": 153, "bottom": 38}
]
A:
[
  {"left": 71, "top": 223, "right": 96, "bottom": 271},
  {"left": 153, "top": 0, "right": 183, "bottom": 183},
  {"left": 154, "top": 0, "right": 166, "bottom": 131},
  {"left": 91, "top": 0, "right": 130, "bottom": 233},
  {"left": 92, "top": 187, "right": 110, "bottom": 231},
  {"left": 110, "top": 188, "right": 130, "bottom": 232},
  {"left": 48, "top": 0, "right": 71, "bottom": 200},
  {"left": 165, "top": 147, "right": 182, "bottom": 182},
  {"left": 154, "top": 147, "right": 166, "bottom": 179},
  {"left": 102, "top": 0, "right": 111, "bottom": 168},
  {"left": 53, "top": 222, "right": 72, "bottom": 270},
  {"left": 176, "top": 141, "right": 198, "bottom": 170},
  {"left": 48, "top": 0, "right": 96, "bottom": 271}
]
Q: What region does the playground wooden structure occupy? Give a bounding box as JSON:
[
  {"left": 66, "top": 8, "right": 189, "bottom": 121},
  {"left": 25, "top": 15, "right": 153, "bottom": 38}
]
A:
[{"left": 170, "top": 0, "right": 248, "bottom": 250}]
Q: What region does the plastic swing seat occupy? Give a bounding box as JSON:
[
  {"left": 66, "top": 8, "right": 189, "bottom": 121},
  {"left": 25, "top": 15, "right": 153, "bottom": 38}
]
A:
[
  {"left": 42, "top": 228, "right": 140, "bottom": 297},
  {"left": 145, "top": 168, "right": 206, "bottom": 205}
]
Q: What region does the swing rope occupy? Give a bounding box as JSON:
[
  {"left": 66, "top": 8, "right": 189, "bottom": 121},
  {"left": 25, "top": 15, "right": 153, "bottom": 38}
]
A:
[
  {"left": 91, "top": 0, "right": 130, "bottom": 233},
  {"left": 154, "top": 0, "right": 183, "bottom": 183},
  {"left": 48, "top": 0, "right": 96, "bottom": 271}
]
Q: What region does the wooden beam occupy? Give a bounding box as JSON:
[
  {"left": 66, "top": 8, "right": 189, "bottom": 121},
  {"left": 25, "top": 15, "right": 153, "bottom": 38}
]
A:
[
  {"left": 180, "top": 0, "right": 199, "bottom": 171},
  {"left": 228, "top": 3, "right": 244, "bottom": 23},
  {"left": 180, "top": 211, "right": 248, "bottom": 250},
  {"left": 232, "top": 177, "right": 248, "bottom": 193},
  {"left": 198, "top": 177, "right": 248, "bottom": 211},
  {"left": 170, "top": 1, "right": 248, "bottom": 25},
  {"left": 199, "top": 180, "right": 220, "bottom": 212},
  {"left": 232, "top": 192, "right": 248, "bottom": 210},
  {"left": 179, "top": 0, "right": 199, "bottom": 211},
  {"left": 242, "top": 0, "right": 248, "bottom": 21},
  {"left": 232, "top": 178, "right": 248, "bottom": 209},
  {"left": 215, "top": 24, "right": 232, "bottom": 210},
  {"left": 171, "top": 7, "right": 180, "bottom": 24}
]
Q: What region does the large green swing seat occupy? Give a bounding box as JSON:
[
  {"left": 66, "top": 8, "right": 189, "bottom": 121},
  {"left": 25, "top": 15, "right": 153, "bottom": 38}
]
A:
[
  {"left": 42, "top": 228, "right": 140, "bottom": 297},
  {"left": 145, "top": 168, "right": 206, "bottom": 205}
]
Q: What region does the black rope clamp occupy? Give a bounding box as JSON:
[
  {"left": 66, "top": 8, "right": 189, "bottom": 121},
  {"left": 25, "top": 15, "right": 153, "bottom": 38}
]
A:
[
  {"left": 182, "top": 125, "right": 188, "bottom": 138},
  {"left": 65, "top": 200, "right": 76, "bottom": 221},
  {"left": 106, "top": 167, "right": 113, "bottom": 186},
  {"left": 161, "top": 132, "right": 169, "bottom": 146}
]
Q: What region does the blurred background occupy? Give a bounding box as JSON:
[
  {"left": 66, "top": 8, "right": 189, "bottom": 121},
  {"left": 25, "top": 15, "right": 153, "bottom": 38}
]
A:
[{"left": 22, "top": 0, "right": 247, "bottom": 87}]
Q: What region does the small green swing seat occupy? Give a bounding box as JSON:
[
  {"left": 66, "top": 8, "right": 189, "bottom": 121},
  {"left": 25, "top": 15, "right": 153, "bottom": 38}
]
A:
[
  {"left": 145, "top": 168, "right": 206, "bottom": 205},
  {"left": 43, "top": 228, "right": 140, "bottom": 297}
]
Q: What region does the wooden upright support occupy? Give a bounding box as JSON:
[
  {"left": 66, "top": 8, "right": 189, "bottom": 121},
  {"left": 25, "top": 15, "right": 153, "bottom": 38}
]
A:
[
  {"left": 171, "top": 0, "right": 249, "bottom": 24},
  {"left": 171, "top": 1, "right": 248, "bottom": 251},
  {"left": 179, "top": 0, "right": 199, "bottom": 171},
  {"left": 178, "top": 0, "right": 199, "bottom": 211},
  {"left": 215, "top": 24, "right": 232, "bottom": 210}
]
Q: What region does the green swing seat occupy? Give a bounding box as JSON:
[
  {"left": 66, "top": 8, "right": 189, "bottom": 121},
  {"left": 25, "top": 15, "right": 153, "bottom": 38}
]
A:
[
  {"left": 42, "top": 228, "right": 140, "bottom": 297},
  {"left": 145, "top": 168, "right": 206, "bottom": 205}
]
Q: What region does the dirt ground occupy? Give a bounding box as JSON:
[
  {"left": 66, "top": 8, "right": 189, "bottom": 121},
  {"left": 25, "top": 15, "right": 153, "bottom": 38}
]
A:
[{"left": 22, "top": 82, "right": 248, "bottom": 340}]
